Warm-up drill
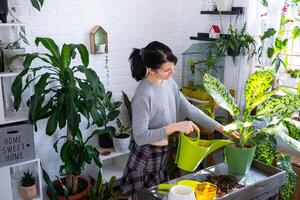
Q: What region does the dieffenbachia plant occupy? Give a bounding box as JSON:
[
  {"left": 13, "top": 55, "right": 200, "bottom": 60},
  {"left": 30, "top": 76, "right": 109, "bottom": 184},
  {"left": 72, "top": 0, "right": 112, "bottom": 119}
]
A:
[{"left": 203, "top": 69, "right": 300, "bottom": 151}]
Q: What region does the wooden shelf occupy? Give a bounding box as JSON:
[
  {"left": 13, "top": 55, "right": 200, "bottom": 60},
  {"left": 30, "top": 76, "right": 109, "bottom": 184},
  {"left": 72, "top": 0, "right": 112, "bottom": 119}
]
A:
[
  {"left": 200, "top": 7, "right": 243, "bottom": 15},
  {"left": 190, "top": 33, "right": 229, "bottom": 41}
]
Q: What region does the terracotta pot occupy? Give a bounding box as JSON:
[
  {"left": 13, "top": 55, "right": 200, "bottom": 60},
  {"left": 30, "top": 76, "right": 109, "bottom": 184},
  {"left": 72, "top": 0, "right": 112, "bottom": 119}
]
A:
[
  {"left": 47, "top": 177, "right": 90, "bottom": 200},
  {"left": 20, "top": 184, "right": 38, "bottom": 200}
]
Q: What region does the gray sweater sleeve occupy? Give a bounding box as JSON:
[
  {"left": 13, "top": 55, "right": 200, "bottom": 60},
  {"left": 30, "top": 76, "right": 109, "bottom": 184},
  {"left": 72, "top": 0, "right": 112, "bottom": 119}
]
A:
[
  {"left": 179, "top": 92, "right": 220, "bottom": 132},
  {"left": 132, "top": 92, "right": 167, "bottom": 146}
]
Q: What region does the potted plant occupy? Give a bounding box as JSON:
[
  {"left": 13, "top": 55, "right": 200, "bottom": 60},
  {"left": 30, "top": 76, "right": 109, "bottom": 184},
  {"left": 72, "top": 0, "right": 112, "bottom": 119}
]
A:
[
  {"left": 20, "top": 170, "right": 38, "bottom": 200},
  {"left": 89, "top": 171, "right": 117, "bottom": 200},
  {"left": 0, "top": 7, "right": 29, "bottom": 72},
  {"left": 203, "top": 69, "right": 300, "bottom": 175},
  {"left": 217, "top": 23, "right": 256, "bottom": 63},
  {"left": 112, "top": 118, "right": 131, "bottom": 153},
  {"left": 11, "top": 37, "right": 121, "bottom": 199}
]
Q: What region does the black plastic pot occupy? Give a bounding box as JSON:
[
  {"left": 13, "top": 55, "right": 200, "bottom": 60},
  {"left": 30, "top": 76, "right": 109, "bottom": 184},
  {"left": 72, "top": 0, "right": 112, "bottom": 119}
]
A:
[
  {"left": 227, "top": 46, "right": 241, "bottom": 58},
  {"left": 98, "top": 132, "right": 113, "bottom": 148},
  {"left": 0, "top": 0, "right": 8, "bottom": 23}
]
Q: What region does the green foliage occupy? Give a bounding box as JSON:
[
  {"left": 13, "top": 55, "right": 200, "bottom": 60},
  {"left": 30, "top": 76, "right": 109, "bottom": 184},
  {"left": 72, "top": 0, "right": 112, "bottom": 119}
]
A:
[
  {"left": 253, "top": 132, "right": 277, "bottom": 165},
  {"left": 283, "top": 119, "right": 300, "bottom": 140},
  {"left": 256, "top": 95, "right": 300, "bottom": 118},
  {"left": 31, "top": 0, "right": 44, "bottom": 11},
  {"left": 122, "top": 91, "right": 132, "bottom": 122},
  {"left": 217, "top": 23, "right": 256, "bottom": 63},
  {"left": 287, "top": 69, "right": 300, "bottom": 79},
  {"left": 21, "top": 170, "right": 36, "bottom": 187},
  {"left": 89, "top": 171, "right": 117, "bottom": 200},
  {"left": 11, "top": 37, "right": 121, "bottom": 193},
  {"left": 204, "top": 69, "right": 300, "bottom": 151},
  {"left": 244, "top": 69, "right": 274, "bottom": 116},
  {"left": 203, "top": 73, "right": 240, "bottom": 118},
  {"left": 276, "top": 154, "right": 297, "bottom": 200},
  {"left": 261, "top": 0, "right": 268, "bottom": 7}
]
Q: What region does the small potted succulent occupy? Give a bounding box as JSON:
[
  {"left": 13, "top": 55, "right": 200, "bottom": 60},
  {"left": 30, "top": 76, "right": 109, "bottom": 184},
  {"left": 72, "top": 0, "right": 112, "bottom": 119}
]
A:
[
  {"left": 112, "top": 118, "right": 131, "bottom": 152},
  {"left": 20, "top": 170, "right": 38, "bottom": 200}
]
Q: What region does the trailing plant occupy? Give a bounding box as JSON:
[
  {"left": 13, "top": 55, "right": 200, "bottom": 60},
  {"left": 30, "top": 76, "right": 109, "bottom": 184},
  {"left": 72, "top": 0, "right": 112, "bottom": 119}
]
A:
[
  {"left": 21, "top": 170, "right": 36, "bottom": 187},
  {"left": 11, "top": 37, "right": 121, "bottom": 196},
  {"left": 216, "top": 23, "right": 256, "bottom": 63},
  {"left": 89, "top": 171, "right": 117, "bottom": 200},
  {"left": 203, "top": 69, "right": 300, "bottom": 150}
]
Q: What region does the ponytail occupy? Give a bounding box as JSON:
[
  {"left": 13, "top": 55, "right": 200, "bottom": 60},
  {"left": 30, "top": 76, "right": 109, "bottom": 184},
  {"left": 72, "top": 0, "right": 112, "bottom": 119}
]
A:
[
  {"left": 129, "top": 41, "right": 178, "bottom": 82},
  {"left": 129, "top": 48, "right": 147, "bottom": 81}
]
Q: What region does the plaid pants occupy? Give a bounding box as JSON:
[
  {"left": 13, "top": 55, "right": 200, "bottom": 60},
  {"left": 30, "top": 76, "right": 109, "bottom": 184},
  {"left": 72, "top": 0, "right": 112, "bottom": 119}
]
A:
[{"left": 119, "top": 144, "right": 169, "bottom": 198}]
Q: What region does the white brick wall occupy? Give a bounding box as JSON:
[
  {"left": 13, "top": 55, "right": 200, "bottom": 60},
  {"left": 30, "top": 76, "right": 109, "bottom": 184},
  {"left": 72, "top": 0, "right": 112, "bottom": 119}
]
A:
[{"left": 2, "top": 0, "right": 248, "bottom": 195}]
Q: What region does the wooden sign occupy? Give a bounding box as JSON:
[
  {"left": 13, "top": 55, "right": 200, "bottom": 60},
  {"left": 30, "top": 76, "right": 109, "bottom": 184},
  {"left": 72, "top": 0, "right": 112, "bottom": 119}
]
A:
[{"left": 0, "top": 122, "right": 35, "bottom": 167}]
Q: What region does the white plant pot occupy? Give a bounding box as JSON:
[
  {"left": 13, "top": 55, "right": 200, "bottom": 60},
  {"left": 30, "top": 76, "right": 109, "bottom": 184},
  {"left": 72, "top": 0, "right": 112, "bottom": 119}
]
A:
[
  {"left": 215, "top": 0, "right": 233, "bottom": 11},
  {"left": 112, "top": 133, "right": 131, "bottom": 152},
  {"left": 3, "top": 48, "right": 25, "bottom": 72}
]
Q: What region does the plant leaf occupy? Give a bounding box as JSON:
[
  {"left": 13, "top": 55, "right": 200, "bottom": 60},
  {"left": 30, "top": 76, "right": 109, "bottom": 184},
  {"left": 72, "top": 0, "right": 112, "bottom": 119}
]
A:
[
  {"left": 203, "top": 73, "right": 240, "bottom": 118},
  {"left": 256, "top": 95, "right": 300, "bottom": 118},
  {"left": 35, "top": 37, "right": 61, "bottom": 67},
  {"left": 244, "top": 69, "right": 274, "bottom": 116},
  {"left": 260, "top": 28, "right": 276, "bottom": 40}
]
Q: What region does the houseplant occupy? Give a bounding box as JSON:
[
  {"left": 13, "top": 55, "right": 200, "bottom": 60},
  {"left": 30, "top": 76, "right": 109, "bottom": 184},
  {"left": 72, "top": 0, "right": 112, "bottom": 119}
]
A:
[
  {"left": 0, "top": 7, "right": 29, "bottom": 72},
  {"left": 217, "top": 23, "right": 256, "bottom": 63},
  {"left": 89, "top": 170, "right": 117, "bottom": 200},
  {"left": 112, "top": 118, "right": 131, "bottom": 152},
  {"left": 20, "top": 170, "right": 38, "bottom": 200},
  {"left": 11, "top": 37, "right": 121, "bottom": 199},
  {"left": 203, "top": 68, "right": 300, "bottom": 175}
]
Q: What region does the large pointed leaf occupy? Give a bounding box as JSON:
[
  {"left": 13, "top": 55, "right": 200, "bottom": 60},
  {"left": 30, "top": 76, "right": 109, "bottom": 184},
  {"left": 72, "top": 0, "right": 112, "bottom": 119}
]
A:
[
  {"left": 256, "top": 95, "right": 300, "bottom": 118},
  {"left": 282, "top": 118, "right": 300, "bottom": 140},
  {"left": 122, "top": 91, "right": 132, "bottom": 122},
  {"left": 35, "top": 37, "right": 61, "bottom": 66},
  {"left": 61, "top": 44, "right": 71, "bottom": 68},
  {"left": 74, "top": 44, "right": 89, "bottom": 67},
  {"left": 12, "top": 69, "right": 29, "bottom": 111},
  {"left": 264, "top": 126, "right": 300, "bottom": 152},
  {"left": 244, "top": 69, "right": 274, "bottom": 115},
  {"left": 203, "top": 73, "right": 240, "bottom": 118}
]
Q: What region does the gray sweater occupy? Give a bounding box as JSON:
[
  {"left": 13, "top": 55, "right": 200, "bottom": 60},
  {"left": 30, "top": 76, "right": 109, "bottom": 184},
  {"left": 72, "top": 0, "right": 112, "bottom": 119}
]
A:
[{"left": 132, "top": 78, "right": 220, "bottom": 146}]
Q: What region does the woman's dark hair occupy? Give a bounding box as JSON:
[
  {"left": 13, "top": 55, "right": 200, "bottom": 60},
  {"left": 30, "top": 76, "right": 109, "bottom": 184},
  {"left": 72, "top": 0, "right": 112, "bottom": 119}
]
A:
[{"left": 129, "top": 41, "right": 178, "bottom": 81}]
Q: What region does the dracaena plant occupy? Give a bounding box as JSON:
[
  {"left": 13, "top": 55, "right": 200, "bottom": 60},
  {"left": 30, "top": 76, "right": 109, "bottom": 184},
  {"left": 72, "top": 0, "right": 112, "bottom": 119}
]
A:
[
  {"left": 203, "top": 69, "right": 300, "bottom": 151},
  {"left": 11, "top": 37, "right": 121, "bottom": 195}
]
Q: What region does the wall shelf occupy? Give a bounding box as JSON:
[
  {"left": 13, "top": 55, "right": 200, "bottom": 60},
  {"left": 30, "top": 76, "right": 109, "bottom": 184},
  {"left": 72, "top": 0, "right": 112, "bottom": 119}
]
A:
[
  {"left": 200, "top": 7, "right": 243, "bottom": 15},
  {"left": 190, "top": 33, "right": 229, "bottom": 41}
]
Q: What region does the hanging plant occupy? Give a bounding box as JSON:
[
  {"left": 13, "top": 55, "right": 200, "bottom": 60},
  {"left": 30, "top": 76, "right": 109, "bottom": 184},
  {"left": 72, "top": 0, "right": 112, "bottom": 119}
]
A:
[{"left": 216, "top": 23, "right": 256, "bottom": 63}]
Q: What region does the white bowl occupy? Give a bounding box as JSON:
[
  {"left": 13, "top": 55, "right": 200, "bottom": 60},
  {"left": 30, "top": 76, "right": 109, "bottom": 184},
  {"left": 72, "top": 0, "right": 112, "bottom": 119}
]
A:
[{"left": 168, "top": 185, "right": 196, "bottom": 200}]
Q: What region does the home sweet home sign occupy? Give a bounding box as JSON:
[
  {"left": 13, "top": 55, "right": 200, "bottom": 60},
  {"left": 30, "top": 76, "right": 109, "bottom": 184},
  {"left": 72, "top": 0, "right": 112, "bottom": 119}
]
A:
[{"left": 0, "top": 122, "right": 35, "bottom": 167}]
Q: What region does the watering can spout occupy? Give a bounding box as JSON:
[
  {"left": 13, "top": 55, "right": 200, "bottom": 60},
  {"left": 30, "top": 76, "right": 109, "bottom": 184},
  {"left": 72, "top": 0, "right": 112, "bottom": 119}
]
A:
[{"left": 175, "top": 132, "right": 233, "bottom": 172}]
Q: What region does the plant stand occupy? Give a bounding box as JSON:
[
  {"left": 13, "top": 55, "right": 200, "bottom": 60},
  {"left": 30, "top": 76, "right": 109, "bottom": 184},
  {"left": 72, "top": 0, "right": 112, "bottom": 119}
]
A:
[{"left": 137, "top": 160, "right": 286, "bottom": 200}]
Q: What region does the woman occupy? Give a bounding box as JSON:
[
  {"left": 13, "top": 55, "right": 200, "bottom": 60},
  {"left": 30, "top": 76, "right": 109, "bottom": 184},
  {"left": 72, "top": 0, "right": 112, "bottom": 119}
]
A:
[{"left": 120, "top": 41, "right": 239, "bottom": 199}]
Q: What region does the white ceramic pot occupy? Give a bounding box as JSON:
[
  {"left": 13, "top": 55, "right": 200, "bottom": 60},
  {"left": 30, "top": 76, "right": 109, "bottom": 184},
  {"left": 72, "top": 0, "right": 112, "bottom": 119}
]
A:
[
  {"left": 2, "top": 48, "right": 25, "bottom": 72},
  {"left": 112, "top": 133, "right": 131, "bottom": 152},
  {"left": 168, "top": 185, "right": 196, "bottom": 200},
  {"left": 215, "top": 0, "right": 233, "bottom": 11}
]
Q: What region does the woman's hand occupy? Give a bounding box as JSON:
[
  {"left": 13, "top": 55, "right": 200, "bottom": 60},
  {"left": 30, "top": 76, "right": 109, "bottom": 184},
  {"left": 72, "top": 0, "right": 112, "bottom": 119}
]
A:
[
  {"left": 165, "top": 121, "right": 200, "bottom": 135},
  {"left": 215, "top": 124, "right": 240, "bottom": 139}
]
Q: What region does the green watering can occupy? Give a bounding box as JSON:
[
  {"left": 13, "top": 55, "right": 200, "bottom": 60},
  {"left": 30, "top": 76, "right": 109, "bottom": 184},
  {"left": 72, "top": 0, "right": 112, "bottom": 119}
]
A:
[{"left": 175, "top": 132, "right": 233, "bottom": 172}]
